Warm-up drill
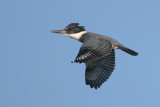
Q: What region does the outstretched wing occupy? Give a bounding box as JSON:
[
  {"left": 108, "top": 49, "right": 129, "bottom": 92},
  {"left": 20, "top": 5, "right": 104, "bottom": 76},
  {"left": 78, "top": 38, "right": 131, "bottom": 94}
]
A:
[
  {"left": 85, "top": 50, "right": 115, "bottom": 89},
  {"left": 74, "top": 35, "right": 113, "bottom": 63}
]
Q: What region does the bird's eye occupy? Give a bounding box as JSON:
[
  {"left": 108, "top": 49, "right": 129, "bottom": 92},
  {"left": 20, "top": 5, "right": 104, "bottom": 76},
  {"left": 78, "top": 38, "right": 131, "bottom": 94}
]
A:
[
  {"left": 65, "top": 27, "right": 71, "bottom": 31},
  {"left": 67, "top": 28, "right": 71, "bottom": 31}
]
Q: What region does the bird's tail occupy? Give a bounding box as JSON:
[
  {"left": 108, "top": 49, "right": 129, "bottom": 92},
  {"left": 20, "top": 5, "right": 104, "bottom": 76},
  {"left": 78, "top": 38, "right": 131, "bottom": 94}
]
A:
[{"left": 119, "top": 46, "right": 138, "bottom": 56}]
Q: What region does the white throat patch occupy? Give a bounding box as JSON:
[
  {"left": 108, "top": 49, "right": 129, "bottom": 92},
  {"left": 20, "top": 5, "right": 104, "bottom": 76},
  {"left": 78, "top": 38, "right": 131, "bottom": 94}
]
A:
[{"left": 63, "top": 31, "right": 87, "bottom": 40}]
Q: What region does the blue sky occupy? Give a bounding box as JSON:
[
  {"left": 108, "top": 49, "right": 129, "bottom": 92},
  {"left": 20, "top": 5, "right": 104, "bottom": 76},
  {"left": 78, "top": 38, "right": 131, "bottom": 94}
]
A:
[{"left": 0, "top": 0, "right": 160, "bottom": 107}]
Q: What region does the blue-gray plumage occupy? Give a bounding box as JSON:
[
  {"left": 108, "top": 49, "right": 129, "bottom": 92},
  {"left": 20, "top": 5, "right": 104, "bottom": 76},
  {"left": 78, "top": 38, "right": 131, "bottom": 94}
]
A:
[{"left": 51, "top": 23, "right": 138, "bottom": 89}]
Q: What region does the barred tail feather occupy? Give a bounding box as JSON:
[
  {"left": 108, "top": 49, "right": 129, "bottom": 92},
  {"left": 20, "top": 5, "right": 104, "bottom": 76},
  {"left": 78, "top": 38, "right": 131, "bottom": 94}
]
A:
[{"left": 119, "top": 46, "right": 138, "bottom": 56}]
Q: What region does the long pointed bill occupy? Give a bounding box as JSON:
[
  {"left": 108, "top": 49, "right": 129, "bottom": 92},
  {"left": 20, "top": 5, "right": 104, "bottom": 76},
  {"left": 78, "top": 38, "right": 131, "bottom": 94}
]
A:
[{"left": 50, "top": 29, "right": 66, "bottom": 34}]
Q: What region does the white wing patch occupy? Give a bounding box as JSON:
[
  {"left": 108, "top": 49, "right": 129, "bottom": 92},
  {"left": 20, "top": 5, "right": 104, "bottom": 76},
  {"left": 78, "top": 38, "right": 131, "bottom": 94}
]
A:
[{"left": 77, "top": 52, "right": 94, "bottom": 61}]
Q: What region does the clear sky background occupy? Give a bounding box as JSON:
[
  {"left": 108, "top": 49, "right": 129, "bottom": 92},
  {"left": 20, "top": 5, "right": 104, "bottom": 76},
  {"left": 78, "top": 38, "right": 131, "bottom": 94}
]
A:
[{"left": 0, "top": 0, "right": 160, "bottom": 107}]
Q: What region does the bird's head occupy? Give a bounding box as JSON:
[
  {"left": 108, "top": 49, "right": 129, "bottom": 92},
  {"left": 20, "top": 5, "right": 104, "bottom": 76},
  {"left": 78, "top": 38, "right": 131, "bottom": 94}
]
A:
[{"left": 51, "top": 23, "right": 87, "bottom": 40}]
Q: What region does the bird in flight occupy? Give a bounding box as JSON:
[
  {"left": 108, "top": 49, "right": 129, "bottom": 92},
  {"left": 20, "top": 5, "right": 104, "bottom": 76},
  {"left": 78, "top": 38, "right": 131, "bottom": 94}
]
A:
[{"left": 51, "top": 23, "right": 138, "bottom": 89}]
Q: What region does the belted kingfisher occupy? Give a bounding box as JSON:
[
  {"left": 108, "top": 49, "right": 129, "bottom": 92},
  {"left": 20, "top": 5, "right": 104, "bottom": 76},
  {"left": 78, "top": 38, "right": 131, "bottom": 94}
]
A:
[{"left": 51, "top": 23, "right": 138, "bottom": 89}]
